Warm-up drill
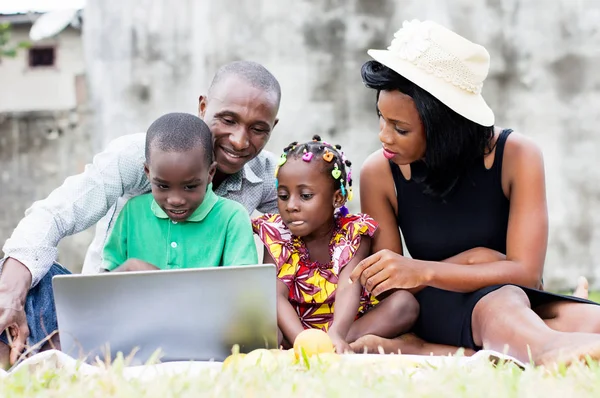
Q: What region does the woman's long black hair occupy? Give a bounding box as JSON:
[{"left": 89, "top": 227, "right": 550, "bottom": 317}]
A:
[{"left": 361, "top": 60, "right": 495, "bottom": 198}]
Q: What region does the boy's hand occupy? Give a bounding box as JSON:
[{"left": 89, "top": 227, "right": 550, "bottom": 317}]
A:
[
  {"left": 114, "top": 259, "right": 160, "bottom": 272},
  {"left": 328, "top": 331, "right": 353, "bottom": 354}
]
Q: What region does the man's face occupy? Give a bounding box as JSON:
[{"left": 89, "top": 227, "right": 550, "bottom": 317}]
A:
[{"left": 199, "top": 76, "right": 279, "bottom": 175}]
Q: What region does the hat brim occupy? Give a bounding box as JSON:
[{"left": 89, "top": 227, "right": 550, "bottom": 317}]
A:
[{"left": 367, "top": 49, "right": 495, "bottom": 127}]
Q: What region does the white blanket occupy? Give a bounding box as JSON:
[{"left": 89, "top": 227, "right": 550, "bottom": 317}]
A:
[{"left": 0, "top": 349, "right": 526, "bottom": 379}]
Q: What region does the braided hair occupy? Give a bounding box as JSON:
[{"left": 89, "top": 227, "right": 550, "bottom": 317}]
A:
[{"left": 275, "top": 135, "right": 353, "bottom": 215}]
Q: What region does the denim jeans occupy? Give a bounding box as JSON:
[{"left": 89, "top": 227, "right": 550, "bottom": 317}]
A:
[{"left": 0, "top": 263, "right": 71, "bottom": 350}]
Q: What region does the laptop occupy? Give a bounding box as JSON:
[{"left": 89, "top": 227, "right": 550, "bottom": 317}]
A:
[{"left": 52, "top": 264, "right": 278, "bottom": 364}]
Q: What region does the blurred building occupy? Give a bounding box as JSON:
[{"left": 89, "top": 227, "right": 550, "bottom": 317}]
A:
[{"left": 0, "top": 11, "right": 94, "bottom": 270}]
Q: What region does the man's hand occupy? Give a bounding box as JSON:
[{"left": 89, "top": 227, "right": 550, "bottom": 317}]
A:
[
  {"left": 113, "top": 259, "right": 160, "bottom": 272},
  {"left": 0, "top": 258, "right": 32, "bottom": 365}
]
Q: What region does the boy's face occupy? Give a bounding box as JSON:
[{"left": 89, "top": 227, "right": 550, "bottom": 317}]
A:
[{"left": 144, "top": 146, "right": 217, "bottom": 222}]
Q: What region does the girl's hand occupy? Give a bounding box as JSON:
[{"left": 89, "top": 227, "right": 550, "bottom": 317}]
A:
[
  {"left": 328, "top": 332, "right": 353, "bottom": 354},
  {"left": 349, "top": 250, "right": 433, "bottom": 296}
]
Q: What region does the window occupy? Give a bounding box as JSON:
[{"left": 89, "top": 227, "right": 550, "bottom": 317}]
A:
[{"left": 28, "top": 47, "right": 55, "bottom": 67}]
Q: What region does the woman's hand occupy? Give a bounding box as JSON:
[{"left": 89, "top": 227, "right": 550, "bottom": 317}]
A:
[{"left": 349, "top": 250, "right": 433, "bottom": 296}]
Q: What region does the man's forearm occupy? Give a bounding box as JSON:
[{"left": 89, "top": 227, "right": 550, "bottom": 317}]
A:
[{"left": 2, "top": 133, "right": 148, "bottom": 286}]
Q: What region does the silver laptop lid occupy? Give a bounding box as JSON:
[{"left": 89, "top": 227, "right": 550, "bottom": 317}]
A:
[{"left": 52, "top": 264, "right": 278, "bottom": 364}]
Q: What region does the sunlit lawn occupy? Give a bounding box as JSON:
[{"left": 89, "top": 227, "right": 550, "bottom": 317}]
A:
[{"left": 1, "top": 290, "right": 599, "bottom": 396}]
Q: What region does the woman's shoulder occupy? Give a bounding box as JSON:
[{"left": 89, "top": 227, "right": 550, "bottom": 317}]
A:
[
  {"left": 503, "top": 130, "right": 543, "bottom": 158},
  {"left": 500, "top": 129, "right": 544, "bottom": 173},
  {"left": 362, "top": 149, "right": 392, "bottom": 175}
]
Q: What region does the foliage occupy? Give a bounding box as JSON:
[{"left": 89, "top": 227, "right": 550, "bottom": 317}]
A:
[{"left": 0, "top": 22, "right": 30, "bottom": 59}]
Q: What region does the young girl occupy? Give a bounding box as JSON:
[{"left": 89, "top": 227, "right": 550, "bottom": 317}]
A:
[{"left": 252, "top": 136, "right": 419, "bottom": 353}]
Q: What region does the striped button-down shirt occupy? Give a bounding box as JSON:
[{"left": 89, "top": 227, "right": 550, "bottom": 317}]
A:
[{"left": 1, "top": 133, "right": 278, "bottom": 286}]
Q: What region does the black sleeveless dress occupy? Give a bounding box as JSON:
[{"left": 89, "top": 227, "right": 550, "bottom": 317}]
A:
[{"left": 390, "top": 129, "right": 595, "bottom": 349}]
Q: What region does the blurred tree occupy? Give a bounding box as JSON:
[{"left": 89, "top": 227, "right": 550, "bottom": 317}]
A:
[{"left": 0, "top": 22, "right": 30, "bottom": 59}]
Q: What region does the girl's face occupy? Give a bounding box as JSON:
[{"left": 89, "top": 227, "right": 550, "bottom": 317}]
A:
[
  {"left": 377, "top": 90, "right": 427, "bottom": 165},
  {"left": 276, "top": 157, "right": 345, "bottom": 239}
]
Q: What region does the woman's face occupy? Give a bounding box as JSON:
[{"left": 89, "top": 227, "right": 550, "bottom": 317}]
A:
[{"left": 377, "top": 90, "right": 427, "bottom": 165}]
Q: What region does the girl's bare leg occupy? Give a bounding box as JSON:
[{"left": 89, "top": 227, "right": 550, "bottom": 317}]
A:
[{"left": 346, "top": 290, "right": 419, "bottom": 343}]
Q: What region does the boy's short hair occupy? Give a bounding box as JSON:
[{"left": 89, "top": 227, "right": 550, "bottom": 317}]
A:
[{"left": 145, "top": 112, "right": 213, "bottom": 164}]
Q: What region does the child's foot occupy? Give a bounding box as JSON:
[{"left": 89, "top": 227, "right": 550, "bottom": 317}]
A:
[
  {"left": 350, "top": 333, "right": 475, "bottom": 357},
  {"left": 349, "top": 333, "right": 427, "bottom": 355},
  {"left": 572, "top": 276, "right": 589, "bottom": 300}
]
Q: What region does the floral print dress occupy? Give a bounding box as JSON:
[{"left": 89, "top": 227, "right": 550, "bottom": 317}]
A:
[{"left": 252, "top": 213, "right": 379, "bottom": 331}]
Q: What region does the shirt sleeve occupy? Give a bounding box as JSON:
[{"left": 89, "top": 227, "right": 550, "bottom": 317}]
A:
[
  {"left": 1, "top": 133, "right": 148, "bottom": 286},
  {"left": 101, "top": 201, "right": 131, "bottom": 271},
  {"left": 256, "top": 153, "right": 278, "bottom": 214},
  {"left": 222, "top": 206, "right": 259, "bottom": 266}
]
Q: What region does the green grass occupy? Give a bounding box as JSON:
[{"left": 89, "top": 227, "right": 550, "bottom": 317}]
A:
[
  {"left": 2, "top": 352, "right": 600, "bottom": 397},
  {"left": 2, "top": 292, "right": 599, "bottom": 396},
  {"left": 589, "top": 291, "right": 600, "bottom": 303},
  {"left": 556, "top": 291, "right": 600, "bottom": 303}
]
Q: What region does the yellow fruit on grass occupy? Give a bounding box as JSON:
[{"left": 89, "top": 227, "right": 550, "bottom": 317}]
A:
[
  {"left": 222, "top": 353, "right": 246, "bottom": 370},
  {"left": 242, "top": 348, "right": 278, "bottom": 371},
  {"left": 293, "top": 329, "right": 335, "bottom": 360}
]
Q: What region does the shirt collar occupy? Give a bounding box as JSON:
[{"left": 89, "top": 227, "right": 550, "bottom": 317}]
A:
[
  {"left": 150, "top": 183, "right": 219, "bottom": 223},
  {"left": 217, "top": 161, "right": 263, "bottom": 193}
]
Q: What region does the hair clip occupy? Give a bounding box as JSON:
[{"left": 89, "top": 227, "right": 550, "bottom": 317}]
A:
[
  {"left": 339, "top": 205, "right": 349, "bottom": 217},
  {"left": 332, "top": 164, "right": 342, "bottom": 179},
  {"left": 275, "top": 179, "right": 279, "bottom": 189},
  {"left": 323, "top": 150, "right": 334, "bottom": 163},
  {"left": 278, "top": 153, "right": 287, "bottom": 166},
  {"left": 340, "top": 183, "right": 346, "bottom": 197},
  {"left": 348, "top": 188, "right": 353, "bottom": 201},
  {"left": 347, "top": 170, "right": 352, "bottom": 181},
  {"left": 302, "top": 152, "right": 313, "bottom": 162}
]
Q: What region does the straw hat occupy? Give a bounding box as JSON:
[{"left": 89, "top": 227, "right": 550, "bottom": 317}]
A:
[{"left": 367, "top": 19, "right": 495, "bottom": 127}]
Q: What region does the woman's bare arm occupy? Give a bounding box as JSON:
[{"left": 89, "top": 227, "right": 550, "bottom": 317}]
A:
[{"left": 356, "top": 134, "right": 547, "bottom": 294}]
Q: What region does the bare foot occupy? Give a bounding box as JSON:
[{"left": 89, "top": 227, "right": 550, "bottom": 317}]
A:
[
  {"left": 535, "top": 333, "right": 600, "bottom": 367},
  {"left": 572, "top": 276, "right": 589, "bottom": 300},
  {"left": 350, "top": 334, "right": 474, "bottom": 356},
  {"left": 350, "top": 334, "right": 401, "bottom": 354}
]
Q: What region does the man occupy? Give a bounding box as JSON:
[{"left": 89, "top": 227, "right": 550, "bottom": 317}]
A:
[{"left": 0, "top": 61, "right": 281, "bottom": 366}]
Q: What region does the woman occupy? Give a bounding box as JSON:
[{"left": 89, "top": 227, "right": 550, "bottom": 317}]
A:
[{"left": 349, "top": 19, "right": 600, "bottom": 366}]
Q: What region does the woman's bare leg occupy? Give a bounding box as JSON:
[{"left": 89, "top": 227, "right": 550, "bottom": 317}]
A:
[{"left": 472, "top": 285, "right": 600, "bottom": 366}]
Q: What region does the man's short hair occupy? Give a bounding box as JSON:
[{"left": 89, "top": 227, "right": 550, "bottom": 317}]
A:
[
  {"left": 208, "top": 60, "right": 281, "bottom": 107},
  {"left": 145, "top": 112, "right": 213, "bottom": 164}
]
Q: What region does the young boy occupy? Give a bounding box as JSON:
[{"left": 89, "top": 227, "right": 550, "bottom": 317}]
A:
[{"left": 101, "top": 112, "right": 258, "bottom": 271}]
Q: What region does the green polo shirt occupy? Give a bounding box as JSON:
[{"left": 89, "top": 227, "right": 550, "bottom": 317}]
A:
[{"left": 101, "top": 185, "right": 258, "bottom": 271}]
